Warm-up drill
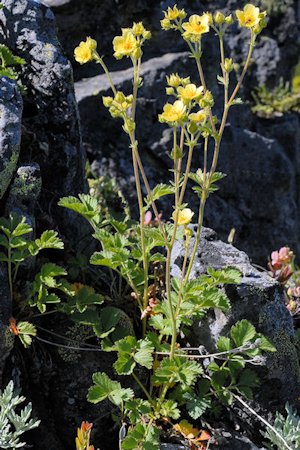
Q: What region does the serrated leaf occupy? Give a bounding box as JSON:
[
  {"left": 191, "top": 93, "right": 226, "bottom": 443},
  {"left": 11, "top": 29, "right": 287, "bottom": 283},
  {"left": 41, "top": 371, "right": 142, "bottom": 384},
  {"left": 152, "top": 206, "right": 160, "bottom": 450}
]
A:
[
  {"left": 217, "top": 336, "right": 232, "bottom": 352},
  {"left": 144, "top": 184, "right": 175, "bottom": 209},
  {"left": 114, "top": 336, "right": 154, "bottom": 375},
  {"left": 87, "top": 372, "right": 134, "bottom": 406},
  {"left": 230, "top": 320, "right": 256, "bottom": 347},
  {"left": 58, "top": 194, "right": 101, "bottom": 223},
  {"left": 184, "top": 392, "right": 211, "bottom": 420},
  {"left": 207, "top": 267, "right": 242, "bottom": 285},
  {"left": 30, "top": 230, "right": 64, "bottom": 255},
  {"left": 153, "top": 357, "right": 202, "bottom": 387}
]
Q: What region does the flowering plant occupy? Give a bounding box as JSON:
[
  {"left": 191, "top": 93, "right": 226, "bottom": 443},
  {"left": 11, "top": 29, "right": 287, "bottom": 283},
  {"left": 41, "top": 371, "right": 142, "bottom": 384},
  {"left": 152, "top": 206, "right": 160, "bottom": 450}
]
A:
[{"left": 60, "top": 4, "right": 275, "bottom": 448}]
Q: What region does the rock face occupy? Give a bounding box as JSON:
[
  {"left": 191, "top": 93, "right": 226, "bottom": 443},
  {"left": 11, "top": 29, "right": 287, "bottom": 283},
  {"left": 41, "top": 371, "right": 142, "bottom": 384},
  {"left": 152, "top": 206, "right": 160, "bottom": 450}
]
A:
[
  {"left": 171, "top": 227, "right": 300, "bottom": 407},
  {"left": 0, "top": 77, "right": 22, "bottom": 202},
  {"left": 0, "top": 0, "right": 87, "bottom": 239}
]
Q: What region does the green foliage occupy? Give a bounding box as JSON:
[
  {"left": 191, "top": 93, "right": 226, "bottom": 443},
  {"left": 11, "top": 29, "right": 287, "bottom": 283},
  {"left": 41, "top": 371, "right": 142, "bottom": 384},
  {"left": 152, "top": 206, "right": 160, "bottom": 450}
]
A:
[
  {"left": 0, "top": 214, "right": 64, "bottom": 300},
  {"left": 262, "top": 403, "right": 300, "bottom": 449},
  {"left": 251, "top": 79, "right": 300, "bottom": 118},
  {"left": 208, "top": 320, "right": 275, "bottom": 405},
  {"left": 28, "top": 263, "right": 72, "bottom": 313},
  {"left": 0, "top": 381, "right": 40, "bottom": 449},
  {"left": 15, "top": 321, "right": 37, "bottom": 348},
  {"left": 114, "top": 336, "right": 154, "bottom": 374},
  {"left": 121, "top": 423, "right": 160, "bottom": 450},
  {"left": 152, "top": 357, "right": 202, "bottom": 387},
  {"left": 87, "top": 372, "right": 134, "bottom": 406},
  {"left": 0, "top": 44, "right": 25, "bottom": 81},
  {"left": 189, "top": 169, "right": 226, "bottom": 198}
]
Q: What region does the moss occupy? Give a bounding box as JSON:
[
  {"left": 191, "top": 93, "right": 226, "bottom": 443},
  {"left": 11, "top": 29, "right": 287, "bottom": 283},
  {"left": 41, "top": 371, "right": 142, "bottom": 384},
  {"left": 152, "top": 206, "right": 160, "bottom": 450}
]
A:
[
  {"left": 8, "top": 167, "right": 41, "bottom": 201},
  {"left": 0, "top": 149, "right": 19, "bottom": 200}
]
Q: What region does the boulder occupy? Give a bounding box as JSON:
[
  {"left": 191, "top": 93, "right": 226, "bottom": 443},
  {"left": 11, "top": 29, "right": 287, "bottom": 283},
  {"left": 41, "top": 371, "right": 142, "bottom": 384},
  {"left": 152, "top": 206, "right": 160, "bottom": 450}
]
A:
[
  {"left": 171, "top": 227, "right": 300, "bottom": 406},
  {"left": 0, "top": 77, "right": 22, "bottom": 202},
  {"left": 0, "top": 0, "right": 87, "bottom": 241}
]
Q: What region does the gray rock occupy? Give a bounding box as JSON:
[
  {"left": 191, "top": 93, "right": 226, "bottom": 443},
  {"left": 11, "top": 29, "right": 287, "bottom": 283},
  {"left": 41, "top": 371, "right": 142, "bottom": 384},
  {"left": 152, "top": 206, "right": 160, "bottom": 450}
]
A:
[
  {"left": 0, "top": 0, "right": 87, "bottom": 240},
  {"left": 0, "top": 77, "right": 22, "bottom": 200},
  {"left": 171, "top": 227, "right": 300, "bottom": 406},
  {"left": 5, "top": 164, "right": 42, "bottom": 228}
]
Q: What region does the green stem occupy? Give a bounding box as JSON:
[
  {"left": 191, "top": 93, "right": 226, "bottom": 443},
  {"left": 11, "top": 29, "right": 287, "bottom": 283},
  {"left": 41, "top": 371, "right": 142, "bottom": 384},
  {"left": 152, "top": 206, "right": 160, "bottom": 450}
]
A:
[
  {"left": 95, "top": 53, "right": 117, "bottom": 95},
  {"left": 132, "top": 372, "right": 153, "bottom": 403},
  {"left": 7, "top": 244, "right": 13, "bottom": 302}
]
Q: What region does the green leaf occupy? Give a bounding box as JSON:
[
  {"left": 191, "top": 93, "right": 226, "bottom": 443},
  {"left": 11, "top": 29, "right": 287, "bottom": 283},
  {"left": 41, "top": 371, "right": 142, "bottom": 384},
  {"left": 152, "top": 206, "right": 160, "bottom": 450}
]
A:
[
  {"left": 153, "top": 357, "right": 202, "bottom": 387},
  {"left": 16, "top": 321, "right": 37, "bottom": 348},
  {"left": 230, "top": 320, "right": 257, "bottom": 347},
  {"left": 217, "top": 336, "right": 232, "bottom": 352},
  {"left": 114, "top": 336, "right": 154, "bottom": 375},
  {"left": 184, "top": 392, "right": 211, "bottom": 420},
  {"left": 158, "top": 400, "right": 180, "bottom": 420},
  {"left": 87, "top": 372, "right": 134, "bottom": 406},
  {"left": 257, "top": 334, "right": 276, "bottom": 352},
  {"left": 58, "top": 194, "right": 101, "bottom": 223},
  {"left": 0, "top": 44, "right": 25, "bottom": 67},
  {"left": 125, "top": 399, "right": 152, "bottom": 424},
  {"left": 121, "top": 424, "right": 160, "bottom": 450},
  {"left": 29, "top": 230, "right": 64, "bottom": 255},
  {"left": 207, "top": 267, "right": 242, "bottom": 285},
  {"left": 144, "top": 184, "right": 175, "bottom": 209}
]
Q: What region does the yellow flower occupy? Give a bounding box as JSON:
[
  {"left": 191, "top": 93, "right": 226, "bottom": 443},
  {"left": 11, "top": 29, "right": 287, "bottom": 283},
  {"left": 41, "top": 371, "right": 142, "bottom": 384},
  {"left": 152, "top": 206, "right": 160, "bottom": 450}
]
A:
[
  {"left": 173, "top": 208, "right": 194, "bottom": 226},
  {"left": 74, "top": 37, "right": 97, "bottom": 64},
  {"left": 159, "top": 100, "right": 186, "bottom": 124},
  {"left": 113, "top": 30, "right": 138, "bottom": 59},
  {"left": 177, "top": 83, "right": 203, "bottom": 102},
  {"left": 182, "top": 13, "right": 210, "bottom": 42},
  {"left": 189, "top": 109, "right": 207, "bottom": 124},
  {"left": 236, "top": 4, "right": 261, "bottom": 29},
  {"left": 164, "top": 5, "right": 186, "bottom": 21},
  {"left": 166, "top": 73, "right": 182, "bottom": 88},
  {"left": 132, "top": 22, "right": 146, "bottom": 36}
]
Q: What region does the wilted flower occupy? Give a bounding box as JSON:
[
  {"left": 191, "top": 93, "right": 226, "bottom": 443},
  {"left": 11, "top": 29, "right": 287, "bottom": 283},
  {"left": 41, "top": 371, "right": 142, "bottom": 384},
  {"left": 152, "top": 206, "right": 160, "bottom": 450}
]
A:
[
  {"left": 177, "top": 83, "right": 203, "bottom": 103},
  {"left": 236, "top": 4, "right": 261, "bottom": 29},
  {"left": 173, "top": 208, "right": 194, "bottom": 226},
  {"left": 182, "top": 13, "right": 210, "bottom": 42},
  {"left": 159, "top": 100, "right": 186, "bottom": 124},
  {"left": 74, "top": 37, "right": 97, "bottom": 64},
  {"left": 113, "top": 29, "right": 138, "bottom": 59}
]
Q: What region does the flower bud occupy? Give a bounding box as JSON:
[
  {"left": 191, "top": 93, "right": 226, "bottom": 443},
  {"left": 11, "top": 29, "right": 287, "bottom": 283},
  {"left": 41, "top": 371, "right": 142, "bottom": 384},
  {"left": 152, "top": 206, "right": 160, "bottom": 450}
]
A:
[
  {"left": 184, "top": 228, "right": 193, "bottom": 239},
  {"left": 102, "top": 96, "right": 113, "bottom": 108},
  {"left": 214, "top": 11, "right": 225, "bottom": 24},
  {"left": 166, "top": 87, "right": 175, "bottom": 96},
  {"left": 225, "top": 14, "right": 233, "bottom": 25},
  {"left": 166, "top": 73, "right": 182, "bottom": 87},
  {"left": 161, "top": 18, "right": 171, "bottom": 30},
  {"left": 143, "top": 30, "right": 152, "bottom": 40},
  {"left": 224, "top": 58, "right": 234, "bottom": 73}
]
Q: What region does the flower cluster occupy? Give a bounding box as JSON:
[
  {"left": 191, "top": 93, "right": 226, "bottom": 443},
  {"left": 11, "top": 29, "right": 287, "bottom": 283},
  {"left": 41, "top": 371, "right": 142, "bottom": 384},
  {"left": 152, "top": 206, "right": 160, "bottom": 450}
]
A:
[
  {"left": 103, "top": 92, "right": 133, "bottom": 118},
  {"left": 161, "top": 3, "right": 267, "bottom": 42},
  {"left": 159, "top": 74, "right": 211, "bottom": 134}
]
